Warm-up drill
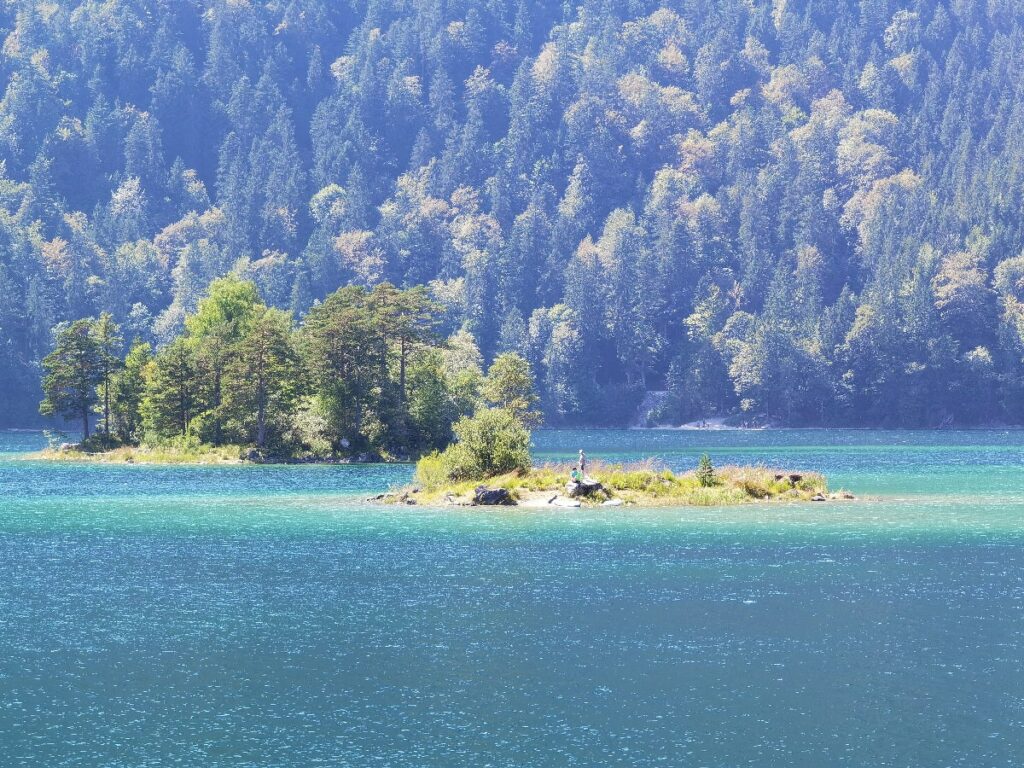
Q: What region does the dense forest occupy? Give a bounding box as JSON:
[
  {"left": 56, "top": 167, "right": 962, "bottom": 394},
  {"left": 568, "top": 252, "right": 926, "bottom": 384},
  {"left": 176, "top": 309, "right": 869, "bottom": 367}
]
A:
[
  {"left": 39, "top": 275, "right": 539, "bottom": 458},
  {"left": 3, "top": 0, "right": 1024, "bottom": 427}
]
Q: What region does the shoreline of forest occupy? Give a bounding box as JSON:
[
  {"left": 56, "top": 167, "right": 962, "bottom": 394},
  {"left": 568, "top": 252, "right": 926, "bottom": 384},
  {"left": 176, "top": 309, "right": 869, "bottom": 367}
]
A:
[
  {"left": 24, "top": 420, "right": 1024, "bottom": 466},
  {"left": 23, "top": 444, "right": 409, "bottom": 466},
  {"left": 22, "top": 409, "right": 855, "bottom": 508},
  {"left": 25, "top": 421, "right": 1024, "bottom": 440}
]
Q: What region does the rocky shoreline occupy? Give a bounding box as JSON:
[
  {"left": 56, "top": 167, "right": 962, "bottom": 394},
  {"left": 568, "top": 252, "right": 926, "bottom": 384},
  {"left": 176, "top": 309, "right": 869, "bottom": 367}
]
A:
[{"left": 375, "top": 465, "right": 853, "bottom": 508}]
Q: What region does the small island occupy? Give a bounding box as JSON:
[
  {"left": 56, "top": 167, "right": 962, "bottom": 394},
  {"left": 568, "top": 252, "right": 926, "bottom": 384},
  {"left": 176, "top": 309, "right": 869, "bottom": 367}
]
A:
[
  {"left": 384, "top": 461, "right": 841, "bottom": 508},
  {"left": 30, "top": 277, "right": 547, "bottom": 467},
  {"left": 375, "top": 408, "right": 848, "bottom": 508}
]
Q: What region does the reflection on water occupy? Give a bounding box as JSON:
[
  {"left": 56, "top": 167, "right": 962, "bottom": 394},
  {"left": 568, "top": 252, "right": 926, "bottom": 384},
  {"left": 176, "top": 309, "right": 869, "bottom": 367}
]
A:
[{"left": 0, "top": 429, "right": 1022, "bottom": 766}]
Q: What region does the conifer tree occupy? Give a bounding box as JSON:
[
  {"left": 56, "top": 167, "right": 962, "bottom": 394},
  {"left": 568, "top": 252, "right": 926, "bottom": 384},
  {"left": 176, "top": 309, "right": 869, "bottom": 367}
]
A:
[
  {"left": 110, "top": 341, "right": 151, "bottom": 443},
  {"left": 222, "top": 308, "right": 298, "bottom": 449},
  {"left": 40, "top": 319, "right": 103, "bottom": 439},
  {"left": 143, "top": 339, "right": 199, "bottom": 439},
  {"left": 482, "top": 352, "right": 542, "bottom": 427},
  {"left": 91, "top": 312, "right": 124, "bottom": 440}
]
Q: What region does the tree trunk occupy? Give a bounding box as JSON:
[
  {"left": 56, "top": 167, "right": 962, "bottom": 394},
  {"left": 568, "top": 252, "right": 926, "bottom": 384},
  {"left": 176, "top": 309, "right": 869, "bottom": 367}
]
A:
[
  {"left": 399, "top": 336, "right": 408, "bottom": 403},
  {"left": 180, "top": 381, "right": 188, "bottom": 436},
  {"left": 256, "top": 407, "right": 266, "bottom": 448},
  {"left": 82, "top": 409, "right": 90, "bottom": 440},
  {"left": 256, "top": 376, "right": 267, "bottom": 449},
  {"left": 103, "top": 375, "right": 110, "bottom": 438},
  {"left": 213, "top": 368, "right": 222, "bottom": 446}
]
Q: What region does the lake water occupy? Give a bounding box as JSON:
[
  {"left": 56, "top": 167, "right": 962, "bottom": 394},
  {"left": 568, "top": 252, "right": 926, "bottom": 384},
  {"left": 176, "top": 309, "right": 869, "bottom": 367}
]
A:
[{"left": 0, "top": 429, "right": 1022, "bottom": 766}]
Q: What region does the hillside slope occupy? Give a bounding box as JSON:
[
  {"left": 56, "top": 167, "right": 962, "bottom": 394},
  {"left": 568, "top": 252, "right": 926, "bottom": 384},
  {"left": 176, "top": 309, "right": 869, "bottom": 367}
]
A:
[{"left": 0, "top": 0, "right": 1022, "bottom": 426}]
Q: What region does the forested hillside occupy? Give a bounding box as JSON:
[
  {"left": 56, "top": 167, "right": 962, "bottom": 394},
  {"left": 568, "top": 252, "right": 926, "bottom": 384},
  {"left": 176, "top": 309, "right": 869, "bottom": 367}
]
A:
[{"left": 2, "top": 0, "right": 1023, "bottom": 427}]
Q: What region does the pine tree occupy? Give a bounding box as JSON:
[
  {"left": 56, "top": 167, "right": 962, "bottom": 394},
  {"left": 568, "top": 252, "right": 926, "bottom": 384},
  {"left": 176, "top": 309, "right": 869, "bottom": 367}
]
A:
[
  {"left": 143, "top": 339, "right": 199, "bottom": 439},
  {"left": 110, "top": 340, "right": 151, "bottom": 443},
  {"left": 696, "top": 454, "right": 716, "bottom": 487},
  {"left": 482, "top": 352, "right": 542, "bottom": 427},
  {"left": 91, "top": 312, "right": 123, "bottom": 440},
  {"left": 222, "top": 308, "right": 298, "bottom": 449},
  {"left": 40, "top": 319, "right": 103, "bottom": 439}
]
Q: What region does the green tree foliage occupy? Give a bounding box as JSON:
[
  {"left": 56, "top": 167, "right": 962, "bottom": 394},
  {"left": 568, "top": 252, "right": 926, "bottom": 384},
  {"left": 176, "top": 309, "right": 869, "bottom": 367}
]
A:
[
  {"left": 298, "top": 285, "right": 388, "bottom": 451},
  {"left": 54, "top": 277, "right": 495, "bottom": 458},
  {"left": 221, "top": 308, "right": 298, "bottom": 449},
  {"left": 442, "top": 327, "right": 486, "bottom": 418},
  {"left": 91, "top": 312, "right": 123, "bottom": 439},
  {"left": 184, "top": 275, "right": 263, "bottom": 444},
  {"left": 482, "top": 352, "right": 542, "bottom": 427},
  {"left": 39, "top": 319, "right": 103, "bottom": 438},
  {"left": 696, "top": 453, "right": 716, "bottom": 488},
  {"left": 184, "top": 275, "right": 262, "bottom": 340},
  {"left": 437, "top": 407, "right": 532, "bottom": 481},
  {"left": 12, "top": 1, "right": 1024, "bottom": 428},
  {"left": 109, "top": 341, "right": 151, "bottom": 443},
  {"left": 406, "top": 349, "right": 455, "bottom": 454},
  {"left": 142, "top": 339, "right": 198, "bottom": 439}
]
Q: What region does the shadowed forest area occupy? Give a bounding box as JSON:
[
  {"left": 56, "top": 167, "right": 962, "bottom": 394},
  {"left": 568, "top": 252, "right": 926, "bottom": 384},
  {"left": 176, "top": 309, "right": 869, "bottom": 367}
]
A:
[{"left": 1, "top": 0, "right": 1023, "bottom": 427}]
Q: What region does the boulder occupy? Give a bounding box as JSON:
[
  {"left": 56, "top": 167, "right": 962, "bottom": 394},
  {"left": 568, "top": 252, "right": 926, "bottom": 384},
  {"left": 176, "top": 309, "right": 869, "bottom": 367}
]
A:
[
  {"left": 566, "top": 478, "right": 605, "bottom": 498},
  {"left": 602, "top": 498, "right": 624, "bottom": 507},
  {"left": 473, "top": 486, "right": 515, "bottom": 506},
  {"left": 810, "top": 493, "right": 826, "bottom": 502}
]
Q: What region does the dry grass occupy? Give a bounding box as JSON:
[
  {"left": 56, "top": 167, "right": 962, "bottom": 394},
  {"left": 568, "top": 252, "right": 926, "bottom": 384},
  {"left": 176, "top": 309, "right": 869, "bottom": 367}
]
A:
[
  {"left": 32, "top": 444, "right": 246, "bottom": 465},
  {"left": 407, "top": 458, "right": 828, "bottom": 507}
]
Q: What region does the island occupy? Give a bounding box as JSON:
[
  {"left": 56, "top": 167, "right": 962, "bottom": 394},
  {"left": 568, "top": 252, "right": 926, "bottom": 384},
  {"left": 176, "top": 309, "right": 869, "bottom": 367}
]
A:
[
  {"left": 379, "top": 462, "right": 847, "bottom": 508},
  {"left": 372, "top": 409, "right": 849, "bottom": 508},
  {"left": 31, "top": 278, "right": 548, "bottom": 467}
]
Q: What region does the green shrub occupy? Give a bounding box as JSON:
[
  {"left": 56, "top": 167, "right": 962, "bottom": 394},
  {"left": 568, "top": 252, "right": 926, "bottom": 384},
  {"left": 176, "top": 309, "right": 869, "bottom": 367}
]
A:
[
  {"left": 78, "top": 433, "right": 123, "bottom": 452},
  {"left": 696, "top": 453, "right": 716, "bottom": 487},
  {"left": 604, "top": 469, "right": 656, "bottom": 491},
  {"left": 414, "top": 451, "right": 448, "bottom": 490},
  {"left": 435, "top": 407, "right": 531, "bottom": 481},
  {"left": 141, "top": 431, "right": 203, "bottom": 453}
]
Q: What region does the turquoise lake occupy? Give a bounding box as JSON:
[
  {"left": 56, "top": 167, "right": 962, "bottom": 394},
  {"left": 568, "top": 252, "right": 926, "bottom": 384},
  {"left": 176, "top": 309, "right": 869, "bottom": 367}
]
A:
[{"left": 0, "top": 429, "right": 1022, "bottom": 766}]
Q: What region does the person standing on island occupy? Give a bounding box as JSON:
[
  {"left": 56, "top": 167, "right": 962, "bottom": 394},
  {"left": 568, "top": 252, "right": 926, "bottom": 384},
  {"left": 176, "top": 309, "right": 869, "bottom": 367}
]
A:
[{"left": 578, "top": 449, "right": 587, "bottom": 477}]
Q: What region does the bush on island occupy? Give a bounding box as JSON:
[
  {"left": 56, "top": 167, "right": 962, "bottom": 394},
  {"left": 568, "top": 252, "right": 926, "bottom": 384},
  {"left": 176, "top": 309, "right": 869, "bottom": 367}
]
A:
[
  {"left": 416, "top": 407, "right": 531, "bottom": 487},
  {"left": 696, "top": 453, "right": 716, "bottom": 487}
]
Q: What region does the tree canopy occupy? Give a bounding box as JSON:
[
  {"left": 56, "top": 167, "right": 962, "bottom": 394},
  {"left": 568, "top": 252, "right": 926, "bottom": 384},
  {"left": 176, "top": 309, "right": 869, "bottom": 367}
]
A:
[
  {"left": 52, "top": 278, "right": 484, "bottom": 459},
  {"left": 9, "top": 1, "right": 1024, "bottom": 427}
]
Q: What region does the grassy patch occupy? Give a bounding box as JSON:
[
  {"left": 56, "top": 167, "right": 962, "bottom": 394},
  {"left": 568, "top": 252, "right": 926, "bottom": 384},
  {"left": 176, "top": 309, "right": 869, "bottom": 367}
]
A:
[
  {"left": 32, "top": 442, "right": 246, "bottom": 465},
  {"left": 407, "top": 458, "right": 828, "bottom": 507}
]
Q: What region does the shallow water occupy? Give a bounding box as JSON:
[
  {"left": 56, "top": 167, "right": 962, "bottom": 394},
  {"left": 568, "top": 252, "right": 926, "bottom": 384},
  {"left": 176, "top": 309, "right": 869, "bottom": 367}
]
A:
[{"left": 1, "top": 429, "right": 1022, "bottom": 766}]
